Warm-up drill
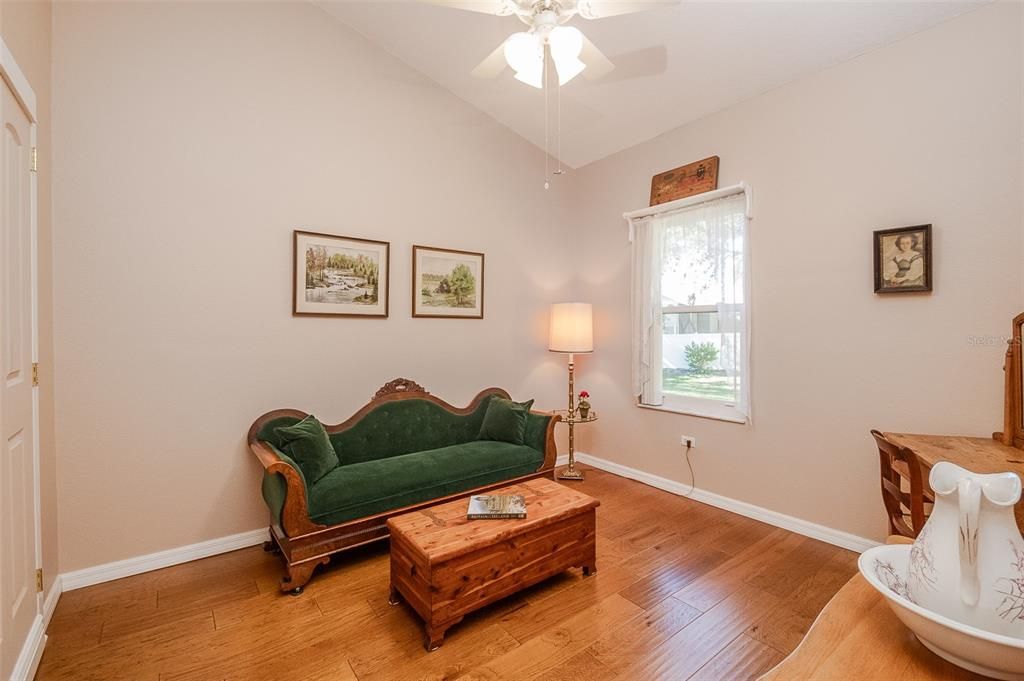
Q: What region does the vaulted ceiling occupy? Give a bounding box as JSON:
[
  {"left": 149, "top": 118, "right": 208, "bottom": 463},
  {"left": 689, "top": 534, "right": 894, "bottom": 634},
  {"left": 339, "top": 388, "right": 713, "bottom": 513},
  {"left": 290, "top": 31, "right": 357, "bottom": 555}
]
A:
[{"left": 318, "top": 1, "right": 985, "bottom": 168}]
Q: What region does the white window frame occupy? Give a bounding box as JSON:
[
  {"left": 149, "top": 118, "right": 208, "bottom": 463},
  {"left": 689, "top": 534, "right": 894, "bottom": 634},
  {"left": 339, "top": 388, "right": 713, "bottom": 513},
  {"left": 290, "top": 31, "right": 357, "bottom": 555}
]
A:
[{"left": 625, "top": 183, "right": 752, "bottom": 425}]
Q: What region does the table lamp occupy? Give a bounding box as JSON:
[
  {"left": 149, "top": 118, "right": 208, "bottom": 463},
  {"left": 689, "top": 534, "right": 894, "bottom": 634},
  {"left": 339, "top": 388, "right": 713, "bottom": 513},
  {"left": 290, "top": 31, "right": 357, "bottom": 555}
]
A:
[{"left": 548, "top": 302, "right": 594, "bottom": 480}]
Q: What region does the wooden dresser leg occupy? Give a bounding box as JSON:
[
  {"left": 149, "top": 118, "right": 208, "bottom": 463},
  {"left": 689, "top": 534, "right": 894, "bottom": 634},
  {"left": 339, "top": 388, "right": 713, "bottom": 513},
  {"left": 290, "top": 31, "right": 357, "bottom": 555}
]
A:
[
  {"left": 280, "top": 556, "right": 329, "bottom": 595},
  {"left": 583, "top": 563, "right": 597, "bottom": 576},
  {"left": 388, "top": 585, "right": 402, "bottom": 606}
]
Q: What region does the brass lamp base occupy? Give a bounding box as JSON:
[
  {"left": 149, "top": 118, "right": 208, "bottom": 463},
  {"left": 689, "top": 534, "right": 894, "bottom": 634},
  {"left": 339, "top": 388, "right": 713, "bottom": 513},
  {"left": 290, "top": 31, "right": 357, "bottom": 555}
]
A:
[
  {"left": 557, "top": 354, "right": 587, "bottom": 481},
  {"left": 557, "top": 463, "right": 585, "bottom": 481}
]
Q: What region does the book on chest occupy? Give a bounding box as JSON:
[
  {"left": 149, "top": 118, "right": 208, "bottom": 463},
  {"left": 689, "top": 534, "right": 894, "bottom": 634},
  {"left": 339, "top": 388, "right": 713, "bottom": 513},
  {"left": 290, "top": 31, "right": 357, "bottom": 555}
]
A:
[{"left": 466, "top": 493, "right": 527, "bottom": 519}]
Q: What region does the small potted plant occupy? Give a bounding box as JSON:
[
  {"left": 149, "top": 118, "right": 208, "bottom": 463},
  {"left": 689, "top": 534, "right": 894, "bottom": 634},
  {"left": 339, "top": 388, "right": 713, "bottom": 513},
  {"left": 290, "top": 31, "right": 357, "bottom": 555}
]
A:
[{"left": 577, "top": 390, "right": 591, "bottom": 419}]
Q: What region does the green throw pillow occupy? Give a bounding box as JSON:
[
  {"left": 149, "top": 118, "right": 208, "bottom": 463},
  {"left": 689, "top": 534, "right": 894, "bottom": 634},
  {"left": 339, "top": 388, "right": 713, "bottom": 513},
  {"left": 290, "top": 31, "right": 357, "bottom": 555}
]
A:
[
  {"left": 273, "top": 415, "right": 339, "bottom": 484},
  {"left": 478, "top": 397, "right": 535, "bottom": 445}
]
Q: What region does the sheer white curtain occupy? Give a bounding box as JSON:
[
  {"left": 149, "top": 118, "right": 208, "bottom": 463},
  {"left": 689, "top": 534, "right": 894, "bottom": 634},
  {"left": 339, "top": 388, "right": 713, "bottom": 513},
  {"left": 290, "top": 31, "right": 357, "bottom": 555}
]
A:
[
  {"left": 630, "top": 216, "right": 663, "bottom": 405},
  {"left": 629, "top": 192, "right": 750, "bottom": 419}
]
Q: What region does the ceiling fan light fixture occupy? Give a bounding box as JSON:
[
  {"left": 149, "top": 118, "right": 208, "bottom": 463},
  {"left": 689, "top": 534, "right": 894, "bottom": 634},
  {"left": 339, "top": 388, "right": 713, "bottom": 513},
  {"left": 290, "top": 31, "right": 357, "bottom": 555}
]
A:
[
  {"left": 548, "top": 26, "right": 583, "bottom": 59},
  {"left": 548, "top": 25, "right": 586, "bottom": 85},
  {"left": 504, "top": 32, "right": 543, "bottom": 79},
  {"left": 513, "top": 68, "right": 544, "bottom": 88},
  {"left": 555, "top": 56, "right": 585, "bottom": 84}
]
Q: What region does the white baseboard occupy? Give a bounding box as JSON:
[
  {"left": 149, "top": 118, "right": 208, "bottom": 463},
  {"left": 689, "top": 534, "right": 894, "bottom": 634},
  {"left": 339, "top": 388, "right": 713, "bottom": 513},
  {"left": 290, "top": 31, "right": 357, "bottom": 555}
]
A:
[
  {"left": 60, "top": 528, "right": 267, "bottom": 591},
  {"left": 43, "top": 576, "right": 61, "bottom": 624},
  {"left": 10, "top": 576, "right": 62, "bottom": 681},
  {"left": 56, "top": 452, "right": 877, "bottom": 596},
  {"left": 12, "top": 528, "right": 269, "bottom": 675},
  {"left": 559, "top": 451, "right": 879, "bottom": 553}
]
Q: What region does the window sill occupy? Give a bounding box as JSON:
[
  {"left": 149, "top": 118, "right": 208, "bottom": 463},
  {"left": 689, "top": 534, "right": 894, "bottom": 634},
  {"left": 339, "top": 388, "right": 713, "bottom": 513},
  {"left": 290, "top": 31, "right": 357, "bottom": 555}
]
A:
[{"left": 637, "top": 399, "right": 747, "bottom": 424}]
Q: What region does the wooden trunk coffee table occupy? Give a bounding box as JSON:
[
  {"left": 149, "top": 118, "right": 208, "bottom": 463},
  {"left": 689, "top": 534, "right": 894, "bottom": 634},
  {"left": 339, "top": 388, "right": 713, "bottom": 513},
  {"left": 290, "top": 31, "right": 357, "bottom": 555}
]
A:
[{"left": 386, "top": 477, "right": 599, "bottom": 651}]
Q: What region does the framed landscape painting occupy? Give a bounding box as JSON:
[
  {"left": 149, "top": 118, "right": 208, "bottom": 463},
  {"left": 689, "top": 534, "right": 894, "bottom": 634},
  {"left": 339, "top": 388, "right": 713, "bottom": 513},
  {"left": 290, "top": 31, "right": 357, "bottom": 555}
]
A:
[
  {"left": 873, "top": 224, "right": 932, "bottom": 294},
  {"left": 293, "top": 230, "right": 389, "bottom": 317},
  {"left": 412, "top": 245, "right": 484, "bottom": 319}
]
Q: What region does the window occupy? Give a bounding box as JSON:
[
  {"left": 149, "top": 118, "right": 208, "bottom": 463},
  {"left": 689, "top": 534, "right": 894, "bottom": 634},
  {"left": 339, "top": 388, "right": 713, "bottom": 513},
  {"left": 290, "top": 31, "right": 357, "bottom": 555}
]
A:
[{"left": 628, "top": 189, "right": 750, "bottom": 423}]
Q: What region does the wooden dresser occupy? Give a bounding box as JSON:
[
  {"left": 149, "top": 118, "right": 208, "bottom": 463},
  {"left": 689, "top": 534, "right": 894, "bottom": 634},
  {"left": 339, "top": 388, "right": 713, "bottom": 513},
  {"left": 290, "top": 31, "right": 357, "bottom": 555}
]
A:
[{"left": 883, "top": 432, "right": 1024, "bottom": 531}]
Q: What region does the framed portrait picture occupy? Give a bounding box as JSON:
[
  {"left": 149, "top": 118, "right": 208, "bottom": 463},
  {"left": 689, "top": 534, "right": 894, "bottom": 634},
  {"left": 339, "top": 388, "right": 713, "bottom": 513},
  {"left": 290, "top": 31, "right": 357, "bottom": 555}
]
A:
[
  {"left": 412, "top": 245, "right": 484, "bottom": 319},
  {"left": 293, "top": 230, "right": 390, "bottom": 317},
  {"left": 873, "top": 224, "right": 932, "bottom": 294}
]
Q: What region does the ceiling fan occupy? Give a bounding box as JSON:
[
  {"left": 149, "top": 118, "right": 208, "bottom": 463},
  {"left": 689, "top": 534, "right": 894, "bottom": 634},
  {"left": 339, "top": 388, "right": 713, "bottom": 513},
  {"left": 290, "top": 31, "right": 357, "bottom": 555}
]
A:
[{"left": 416, "top": 0, "right": 679, "bottom": 88}]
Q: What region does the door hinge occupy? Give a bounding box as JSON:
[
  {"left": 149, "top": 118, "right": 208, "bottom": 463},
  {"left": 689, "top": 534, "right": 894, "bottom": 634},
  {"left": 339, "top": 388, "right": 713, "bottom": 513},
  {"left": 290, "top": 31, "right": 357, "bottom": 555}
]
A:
[
  {"left": 35, "top": 568, "right": 43, "bottom": 593},
  {"left": 30, "top": 147, "right": 37, "bottom": 173},
  {"left": 32, "top": 362, "right": 39, "bottom": 387}
]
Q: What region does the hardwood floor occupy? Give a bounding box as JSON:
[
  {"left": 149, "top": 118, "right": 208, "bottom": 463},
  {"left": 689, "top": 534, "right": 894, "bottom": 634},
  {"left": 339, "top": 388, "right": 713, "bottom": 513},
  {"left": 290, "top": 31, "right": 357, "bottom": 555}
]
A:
[{"left": 38, "top": 466, "right": 859, "bottom": 681}]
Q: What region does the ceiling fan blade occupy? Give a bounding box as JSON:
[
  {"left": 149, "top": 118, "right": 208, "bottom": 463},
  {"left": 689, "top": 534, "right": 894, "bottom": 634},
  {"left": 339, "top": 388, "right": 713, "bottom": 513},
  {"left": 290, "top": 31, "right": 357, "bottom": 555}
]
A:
[
  {"left": 576, "top": 0, "right": 679, "bottom": 20},
  {"left": 413, "top": 0, "right": 518, "bottom": 16},
  {"left": 580, "top": 35, "right": 615, "bottom": 81},
  {"left": 471, "top": 42, "right": 509, "bottom": 79},
  {"left": 599, "top": 45, "right": 667, "bottom": 82}
]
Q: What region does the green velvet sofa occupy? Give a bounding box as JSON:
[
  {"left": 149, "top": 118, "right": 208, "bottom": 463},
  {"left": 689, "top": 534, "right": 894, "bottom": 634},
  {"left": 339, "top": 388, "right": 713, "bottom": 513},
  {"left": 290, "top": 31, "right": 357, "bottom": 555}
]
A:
[{"left": 248, "top": 378, "right": 559, "bottom": 593}]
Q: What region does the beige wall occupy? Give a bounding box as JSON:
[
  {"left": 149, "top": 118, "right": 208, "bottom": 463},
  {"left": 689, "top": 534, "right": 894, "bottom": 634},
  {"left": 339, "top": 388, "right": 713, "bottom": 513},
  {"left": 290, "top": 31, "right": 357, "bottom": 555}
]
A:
[
  {"left": 573, "top": 2, "right": 1024, "bottom": 542},
  {"left": 51, "top": 1, "right": 574, "bottom": 572},
  {"left": 48, "top": 0, "right": 1024, "bottom": 572},
  {"left": 1, "top": 0, "right": 58, "bottom": 592}
]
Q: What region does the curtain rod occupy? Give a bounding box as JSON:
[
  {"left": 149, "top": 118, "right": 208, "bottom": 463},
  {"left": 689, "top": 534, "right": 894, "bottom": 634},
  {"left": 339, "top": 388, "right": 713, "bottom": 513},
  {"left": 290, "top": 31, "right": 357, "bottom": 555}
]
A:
[{"left": 622, "top": 182, "right": 752, "bottom": 222}]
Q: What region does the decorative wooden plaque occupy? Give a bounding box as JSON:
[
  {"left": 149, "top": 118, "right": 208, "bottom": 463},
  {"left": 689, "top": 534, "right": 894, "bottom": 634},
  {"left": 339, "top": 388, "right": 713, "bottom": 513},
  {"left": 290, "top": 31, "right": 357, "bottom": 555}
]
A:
[{"left": 649, "top": 156, "right": 720, "bottom": 206}]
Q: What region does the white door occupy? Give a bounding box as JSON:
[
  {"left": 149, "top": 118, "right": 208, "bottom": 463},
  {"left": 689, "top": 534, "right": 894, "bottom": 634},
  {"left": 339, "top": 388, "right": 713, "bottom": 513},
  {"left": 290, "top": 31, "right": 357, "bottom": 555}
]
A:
[{"left": 0, "top": 75, "right": 39, "bottom": 681}]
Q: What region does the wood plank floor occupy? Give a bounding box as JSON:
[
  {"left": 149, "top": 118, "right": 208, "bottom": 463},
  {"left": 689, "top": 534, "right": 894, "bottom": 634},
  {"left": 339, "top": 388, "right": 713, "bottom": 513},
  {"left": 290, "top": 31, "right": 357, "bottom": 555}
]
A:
[{"left": 38, "top": 466, "right": 859, "bottom": 681}]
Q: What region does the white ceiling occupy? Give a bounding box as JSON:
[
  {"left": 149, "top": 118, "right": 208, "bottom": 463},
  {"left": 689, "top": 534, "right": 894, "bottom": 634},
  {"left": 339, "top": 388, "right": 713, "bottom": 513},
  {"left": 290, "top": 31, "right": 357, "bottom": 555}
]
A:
[{"left": 318, "top": 1, "right": 985, "bottom": 168}]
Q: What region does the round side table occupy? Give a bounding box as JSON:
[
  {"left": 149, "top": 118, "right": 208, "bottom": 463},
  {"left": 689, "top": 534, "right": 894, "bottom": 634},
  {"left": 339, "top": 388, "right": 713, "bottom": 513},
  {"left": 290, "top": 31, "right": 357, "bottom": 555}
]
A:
[{"left": 553, "top": 409, "right": 597, "bottom": 480}]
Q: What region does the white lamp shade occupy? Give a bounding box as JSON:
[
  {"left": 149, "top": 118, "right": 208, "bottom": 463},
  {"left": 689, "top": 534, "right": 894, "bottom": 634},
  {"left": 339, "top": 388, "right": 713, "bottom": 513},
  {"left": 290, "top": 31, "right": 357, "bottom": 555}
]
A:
[
  {"left": 548, "top": 26, "right": 583, "bottom": 60},
  {"left": 555, "top": 57, "right": 585, "bottom": 85},
  {"left": 504, "top": 32, "right": 544, "bottom": 88},
  {"left": 504, "top": 32, "right": 539, "bottom": 71},
  {"left": 549, "top": 26, "right": 586, "bottom": 85},
  {"left": 513, "top": 66, "right": 544, "bottom": 88},
  {"left": 548, "top": 302, "right": 593, "bottom": 353}
]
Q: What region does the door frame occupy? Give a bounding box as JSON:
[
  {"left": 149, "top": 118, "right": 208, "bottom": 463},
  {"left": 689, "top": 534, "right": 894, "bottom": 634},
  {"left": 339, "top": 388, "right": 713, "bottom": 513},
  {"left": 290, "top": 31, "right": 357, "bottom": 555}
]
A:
[{"left": 0, "top": 35, "right": 44, "bottom": 680}]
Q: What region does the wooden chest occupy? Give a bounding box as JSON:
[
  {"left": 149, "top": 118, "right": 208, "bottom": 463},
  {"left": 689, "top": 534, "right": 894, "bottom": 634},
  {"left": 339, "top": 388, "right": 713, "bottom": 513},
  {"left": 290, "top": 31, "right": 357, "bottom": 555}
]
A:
[{"left": 386, "top": 477, "right": 599, "bottom": 650}]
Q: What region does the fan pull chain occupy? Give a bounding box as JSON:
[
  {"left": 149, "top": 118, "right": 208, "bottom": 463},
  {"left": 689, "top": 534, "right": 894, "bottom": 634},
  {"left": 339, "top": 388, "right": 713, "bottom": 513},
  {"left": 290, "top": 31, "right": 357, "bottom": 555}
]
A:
[
  {"left": 554, "top": 66, "right": 564, "bottom": 176},
  {"left": 543, "top": 44, "right": 550, "bottom": 190}
]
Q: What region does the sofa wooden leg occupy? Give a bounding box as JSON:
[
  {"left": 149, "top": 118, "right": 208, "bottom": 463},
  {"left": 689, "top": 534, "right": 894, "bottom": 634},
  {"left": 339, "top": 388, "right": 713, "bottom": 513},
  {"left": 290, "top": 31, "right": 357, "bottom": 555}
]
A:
[
  {"left": 280, "top": 557, "right": 329, "bottom": 595},
  {"left": 263, "top": 528, "right": 282, "bottom": 555}
]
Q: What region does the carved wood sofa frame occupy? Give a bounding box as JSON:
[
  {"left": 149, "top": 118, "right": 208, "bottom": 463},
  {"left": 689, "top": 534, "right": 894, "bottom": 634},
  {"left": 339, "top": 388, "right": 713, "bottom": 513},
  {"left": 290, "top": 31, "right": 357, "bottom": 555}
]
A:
[{"left": 247, "top": 379, "right": 560, "bottom": 593}]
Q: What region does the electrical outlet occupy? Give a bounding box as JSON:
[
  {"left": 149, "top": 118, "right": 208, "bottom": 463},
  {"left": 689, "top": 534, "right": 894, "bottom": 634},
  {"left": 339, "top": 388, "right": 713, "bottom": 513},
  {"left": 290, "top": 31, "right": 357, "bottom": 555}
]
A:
[{"left": 681, "top": 435, "right": 696, "bottom": 448}]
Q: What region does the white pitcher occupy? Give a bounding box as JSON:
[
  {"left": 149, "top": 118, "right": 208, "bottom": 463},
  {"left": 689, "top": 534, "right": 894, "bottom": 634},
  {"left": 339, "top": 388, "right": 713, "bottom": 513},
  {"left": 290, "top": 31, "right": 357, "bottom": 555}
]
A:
[{"left": 908, "top": 462, "right": 1024, "bottom": 638}]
